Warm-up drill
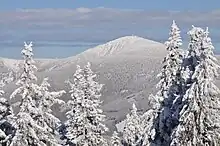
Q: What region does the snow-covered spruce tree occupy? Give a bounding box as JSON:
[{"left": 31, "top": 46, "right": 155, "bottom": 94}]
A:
[
  {"left": 111, "top": 131, "right": 122, "bottom": 146},
  {"left": 142, "top": 20, "right": 184, "bottom": 146},
  {"left": 9, "top": 42, "right": 50, "bottom": 146},
  {"left": 0, "top": 71, "right": 14, "bottom": 87},
  {"left": 0, "top": 98, "right": 15, "bottom": 146},
  {"left": 175, "top": 25, "right": 205, "bottom": 101},
  {"left": 0, "top": 77, "right": 4, "bottom": 96},
  {"left": 171, "top": 27, "right": 220, "bottom": 146},
  {"left": 183, "top": 25, "right": 204, "bottom": 83},
  {"left": 122, "top": 103, "right": 143, "bottom": 146},
  {"left": 0, "top": 78, "right": 15, "bottom": 146},
  {"left": 142, "top": 94, "right": 161, "bottom": 146},
  {"left": 64, "top": 62, "right": 108, "bottom": 146},
  {"left": 33, "top": 77, "right": 66, "bottom": 145}
]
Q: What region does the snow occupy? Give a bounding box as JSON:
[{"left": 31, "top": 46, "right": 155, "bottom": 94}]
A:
[
  {"left": 75, "top": 36, "right": 166, "bottom": 59},
  {"left": 0, "top": 58, "right": 21, "bottom": 72},
  {"left": 116, "top": 120, "right": 126, "bottom": 133}
]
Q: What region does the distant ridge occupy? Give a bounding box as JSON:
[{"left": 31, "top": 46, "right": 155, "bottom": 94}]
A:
[
  {"left": 75, "top": 36, "right": 166, "bottom": 59},
  {"left": 0, "top": 36, "right": 166, "bottom": 72}
]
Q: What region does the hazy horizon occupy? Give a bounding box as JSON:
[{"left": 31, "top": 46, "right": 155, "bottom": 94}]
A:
[
  {"left": 1, "top": 1, "right": 220, "bottom": 58},
  {"left": 1, "top": 33, "right": 220, "bottom": 59}
]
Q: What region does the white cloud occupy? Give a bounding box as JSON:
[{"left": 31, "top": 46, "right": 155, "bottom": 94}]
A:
[
  {"left": 75, "top": 7, "right": 92, "bottom": 13},
  {"left": 1, "top": 8, "right": 220, "bottom": 28}
]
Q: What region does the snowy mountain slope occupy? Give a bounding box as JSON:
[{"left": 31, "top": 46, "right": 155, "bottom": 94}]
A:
[
  {"left": 0, "top": 58, "right": 21, "bottom": 72},
  {"left": 34, "top": 36, "right": 167, "bottom": 131},
  {"left": 75, "top": 36, "right": 166, "bottom": 58},
  {"left": 2, "top": 36, "right": 220, "bottom": 132},
  {"left": 36, "top": 36, "right": 166, "bottom": 71},
  {"left": 0, "top": 57, "right": 58, "bottom": 72}
]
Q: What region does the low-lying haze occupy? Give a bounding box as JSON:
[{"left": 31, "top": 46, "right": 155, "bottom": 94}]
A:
[{"left": 1, "top": 8, "right": 220, "bottom": 58}]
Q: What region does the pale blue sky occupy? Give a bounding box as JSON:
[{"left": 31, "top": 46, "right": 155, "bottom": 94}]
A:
[
  {"left": 0, "top": 1, "right": 220, "bottom": 58},
  {"left": 1, "top": 0, "right": 219, "bottom": 11}
]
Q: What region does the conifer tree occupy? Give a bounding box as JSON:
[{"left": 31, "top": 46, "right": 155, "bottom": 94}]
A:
[
  {"left": 34, "top": 77, "right": 66, "bottom": 145},
  {"left": 183, "top": 25, "right": 204, "bottom": 81},
  {"left": 0, "top": 77, "right": 15, "bottom": 146},
  {"left": 0, "top": 67, "right": 17, "bottom": 146},
  {"left": 9, "top": 42, "right": 49, "bottom": 146},
  {"left": 0, "top": 98, "right": 15, "bottom": 146},
  {"left": 158, "top": 20, "right": 183, "bottom": 97},
  {"left": 122, "top": 103, "right": 143, "bottom": 146},
  {"left": 111, "top": 131, "right": 122, "bottom": 146},
  {"left": 171, "top": 27, "right": 220, "bottom": 146},
  {"left": 143, "top": 20, "right": 184, "bottom": 146},
  {"left": 0, "top": 71, "right": 14, "bottom": 87},
  {"left": 142, "top": 94, "right": 161, "bottom": 146},
  {"left": 64, "top": 62, "right": 108, "bottom": 146}
]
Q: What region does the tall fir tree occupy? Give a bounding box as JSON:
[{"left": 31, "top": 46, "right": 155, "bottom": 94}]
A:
[
  {"left": 34, "top": 77, "right": 66, "bottom": 145},
  {"left": 142, "top": 94, "right": 161, "bottom": 146},
  {"left": 142, "top": 20, "right": 184, "bottom": 146},
  {"left": 171, "top": 27, "right": 220, "bottom": 146},
  {"left": 0, "top": 76, "right": 15, "bottom": 146},
  {"left": 122, "top": 103, "right": 143, "bottom": 146},
  {"left": 158, "top": 20, "right": 183, "bottom": 98},
  {"left": 64, "top": 62, "right": 108, "bottom": 146},
  {"left": 183, "top": 25, "right": 204, "bottom": 82},
  {"left": 9, "top": 42, "right": 53, "bottom": 146},
  {"left": 111, "top": 131, "right": 122, "bottom": 146}
]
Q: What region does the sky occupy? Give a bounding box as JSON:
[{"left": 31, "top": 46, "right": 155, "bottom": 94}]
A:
[
  {"left": 0, "top": 1, "right": 220, "bottom": 58},
  {"left": 1, "top": 0, "right": 220, "bottom": 11}
]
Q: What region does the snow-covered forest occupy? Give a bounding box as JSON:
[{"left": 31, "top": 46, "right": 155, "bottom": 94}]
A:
[{"left": 0, "top": 20, "right": 220, "bottom": 146}]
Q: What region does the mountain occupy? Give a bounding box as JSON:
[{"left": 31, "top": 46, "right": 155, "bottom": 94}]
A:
[{"left": 0, "top": 36, "right": 180, "bottom": 132}]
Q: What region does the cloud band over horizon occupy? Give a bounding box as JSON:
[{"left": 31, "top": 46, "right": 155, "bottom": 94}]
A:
[{"left": 1, "top": 7, "right": 220, "bottom": 58}]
